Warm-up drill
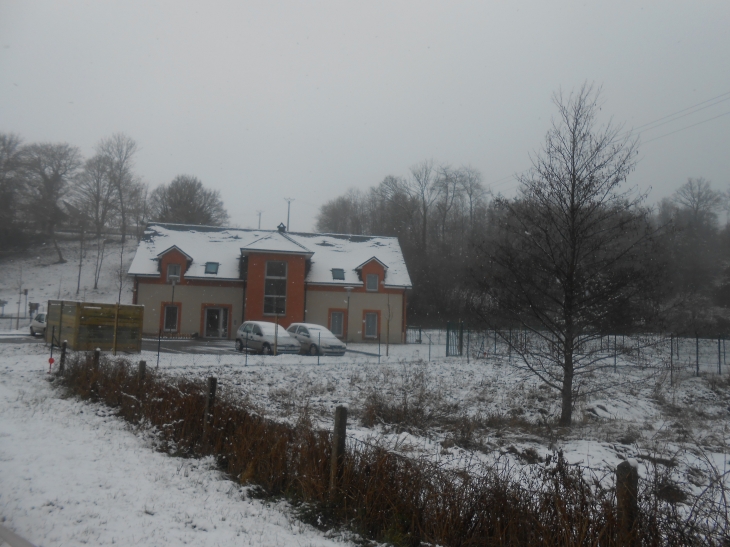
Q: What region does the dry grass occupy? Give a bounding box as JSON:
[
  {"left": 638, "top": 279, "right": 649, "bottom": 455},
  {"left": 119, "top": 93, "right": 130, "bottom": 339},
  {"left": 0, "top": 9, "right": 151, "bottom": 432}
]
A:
[{"left": 58, "top": 352, "right": 723, "bottom": 546}]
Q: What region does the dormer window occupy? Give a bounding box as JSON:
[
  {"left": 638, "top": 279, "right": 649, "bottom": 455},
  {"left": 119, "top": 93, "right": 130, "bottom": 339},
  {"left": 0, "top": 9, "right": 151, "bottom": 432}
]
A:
[
  {"left": 205, "top": 262, "right": 219, "bottom": 274},
  {"left": 167, "top": 263, "right": 181, "bottom": 283},
  {"left": 331, "top": 268, "right": 345, "bottom": 281},
  {"left": 366, "top": 273, "right": 378, "bottom": 291}
]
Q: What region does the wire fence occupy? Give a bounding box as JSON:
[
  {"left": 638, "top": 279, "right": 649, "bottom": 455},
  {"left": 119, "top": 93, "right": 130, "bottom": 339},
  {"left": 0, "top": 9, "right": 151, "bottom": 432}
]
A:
[{"left": 27, "top": 322, "right": 729, "bottom": 382}]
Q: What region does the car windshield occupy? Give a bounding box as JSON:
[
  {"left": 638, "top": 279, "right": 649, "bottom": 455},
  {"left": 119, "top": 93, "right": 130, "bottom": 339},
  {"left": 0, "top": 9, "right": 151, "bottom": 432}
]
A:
[
  {"left": 258, "top": 323, "right": 290, "bottom": 337},
  {"left": 36, "top": 314, "right": 46, "bottom": 321}
]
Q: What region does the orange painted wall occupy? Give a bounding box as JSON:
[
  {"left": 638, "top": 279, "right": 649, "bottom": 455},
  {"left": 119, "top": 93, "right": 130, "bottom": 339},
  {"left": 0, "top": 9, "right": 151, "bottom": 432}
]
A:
[
  {"left": 244, "top": 252, "right": 306, "bottom": 328},
  {"left": 359, "top": 260, "right": 386, "bottom": 291}
]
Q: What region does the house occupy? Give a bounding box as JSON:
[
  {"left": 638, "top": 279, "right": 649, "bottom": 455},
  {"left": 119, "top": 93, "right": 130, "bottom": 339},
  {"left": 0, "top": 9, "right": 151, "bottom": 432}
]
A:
[{"left": 127, "top": 223, "right": 412, "bottom": 343}]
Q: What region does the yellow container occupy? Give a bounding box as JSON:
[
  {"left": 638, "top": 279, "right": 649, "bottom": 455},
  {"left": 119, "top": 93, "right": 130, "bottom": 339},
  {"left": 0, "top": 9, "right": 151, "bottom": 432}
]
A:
[{"left": 45, "top": 300, "right": 144, "bottom": 352}]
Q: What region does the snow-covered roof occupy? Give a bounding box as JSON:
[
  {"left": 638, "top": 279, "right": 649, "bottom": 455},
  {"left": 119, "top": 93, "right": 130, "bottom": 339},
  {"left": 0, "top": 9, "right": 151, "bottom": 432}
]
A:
[
  {"left": 287, "top": 232, "right": 412, "bottom": 288},
  {"left": 128, "top": 224, "right": 412, "bottom": 288}
]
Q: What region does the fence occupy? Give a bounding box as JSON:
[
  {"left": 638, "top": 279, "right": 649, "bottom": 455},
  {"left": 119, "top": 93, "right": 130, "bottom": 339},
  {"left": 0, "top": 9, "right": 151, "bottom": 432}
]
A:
[{"left": 441, "top": 323, "right": 728, "bottom": 380}]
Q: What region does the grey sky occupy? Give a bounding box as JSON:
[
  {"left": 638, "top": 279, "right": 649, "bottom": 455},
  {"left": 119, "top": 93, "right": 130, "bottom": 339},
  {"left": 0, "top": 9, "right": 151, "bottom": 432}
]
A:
[{"left": 2, "top": 1, "right": 729, "bottom": 231}]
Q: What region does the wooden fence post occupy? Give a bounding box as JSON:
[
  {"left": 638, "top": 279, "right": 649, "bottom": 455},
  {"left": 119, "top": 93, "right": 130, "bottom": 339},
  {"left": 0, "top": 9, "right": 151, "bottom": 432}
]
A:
[
  {"left": 616, "top": 460, "right": 639, "bottom": 546},
  {"left": 93, "top": 348, "right": 100, "bottom": 370},
  {"left": 696, "top": 335, "right": 700, "bottom": 377},
  {"left": 59, "top": 340, "right": 67, "bottom": 375},
  {"left": 330, "top": 405, "right": 348, "bottom": 499},
  {"left": 138, "top": 360, "right": 146, "bottom": 382}
]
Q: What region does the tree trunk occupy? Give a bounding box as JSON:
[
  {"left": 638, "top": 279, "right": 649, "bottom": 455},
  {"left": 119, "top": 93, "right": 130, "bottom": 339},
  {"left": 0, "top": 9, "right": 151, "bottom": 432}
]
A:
[
  {"left": 52, "top": 236, "right": 66, "bottom": 264},
  {"left": 560, "top": 343, "right": 573, "bottom": 426}
]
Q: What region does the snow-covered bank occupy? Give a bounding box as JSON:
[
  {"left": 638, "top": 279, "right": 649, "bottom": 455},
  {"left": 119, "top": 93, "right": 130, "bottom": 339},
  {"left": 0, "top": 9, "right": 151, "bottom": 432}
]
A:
[{"left": 0, "top": 343, "right": 353, "bottom": 547}]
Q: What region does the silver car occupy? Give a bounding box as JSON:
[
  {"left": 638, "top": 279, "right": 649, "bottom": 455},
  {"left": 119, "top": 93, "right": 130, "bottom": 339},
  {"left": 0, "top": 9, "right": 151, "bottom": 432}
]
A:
[
  {"left": 286, "top": 323, "right": 347, "bottom": 356},
  {"left": 234, "top": 321, "right": 301, "bottom": 355},
  {"left": 30, "top": 313, "right": 47, "bottom": 336}
]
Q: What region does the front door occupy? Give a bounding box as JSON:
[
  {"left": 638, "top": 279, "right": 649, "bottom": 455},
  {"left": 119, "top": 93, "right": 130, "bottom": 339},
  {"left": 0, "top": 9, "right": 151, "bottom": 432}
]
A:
[{"left": 204, "top": 307, "right": 229, "bottom": 338}]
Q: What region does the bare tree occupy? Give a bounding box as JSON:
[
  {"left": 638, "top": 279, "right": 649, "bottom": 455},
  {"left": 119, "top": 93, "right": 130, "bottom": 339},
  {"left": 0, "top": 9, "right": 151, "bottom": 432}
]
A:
[
  {"left": 149, "top": 175, "right": 229, "bottom": 226},
  {"left": 477, "top": 83, "right": 655, "bottom": 426},
  {"left": 96, "top": 133, "right": 138, "bottom": 243},
  {"left": 673, "top": 177, "right": 725, "bottom": 226},
  {"left": 458, "top": 165, "right": 486, "bottom": 227},
  {"left": 434, "top": 165, "right": 461, "bottom": 243},
  {"left": 20, "top": 142, "right": 83, "bottom": 262},
  {"left": 408, "top": 160, "right": 440, "bottom": 250},
  {"left": 74, "top": 154, "right": 117, "bottom": 239},
  {"left": 128, "top": 182, "right": 149, "bottom": 241}
]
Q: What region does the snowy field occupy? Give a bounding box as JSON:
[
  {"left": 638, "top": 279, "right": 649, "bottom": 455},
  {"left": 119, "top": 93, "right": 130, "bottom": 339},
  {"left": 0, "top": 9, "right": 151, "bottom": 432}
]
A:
[{"left": 0, "top": 342, "right": 357, "bottom": 547}]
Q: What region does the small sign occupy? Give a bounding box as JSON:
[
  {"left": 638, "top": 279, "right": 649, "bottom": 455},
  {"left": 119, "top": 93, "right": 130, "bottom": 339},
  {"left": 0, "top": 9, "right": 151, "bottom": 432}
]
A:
[{"left": 48, "top": 357, "right": 55, "bottom": 365}]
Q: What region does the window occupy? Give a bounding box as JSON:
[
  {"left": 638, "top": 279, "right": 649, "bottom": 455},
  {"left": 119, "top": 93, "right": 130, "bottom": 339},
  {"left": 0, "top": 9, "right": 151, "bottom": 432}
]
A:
[
  {"left": 364, "top": 312, "right": 378, "bottom": 338},
  {"left": 167, "top": 263, "right": 181, "bottom": 283},
  {"left": 164, "top": 305, "right": 178, "bottom": 331},
  {"left": 204, "top": 262, "right": 219, "bottom": 274},
  {"left": 366, "top": 273, "right": 378, "bottom": 291},
  {"left": 331, "top": 268, "right": 345, "bottom": 280},
  {"left": 264, "top": 261, "right": 287, "bottom": 315},
  {"left": 330, "top": 311, "right": 344, "bottom": 336}
]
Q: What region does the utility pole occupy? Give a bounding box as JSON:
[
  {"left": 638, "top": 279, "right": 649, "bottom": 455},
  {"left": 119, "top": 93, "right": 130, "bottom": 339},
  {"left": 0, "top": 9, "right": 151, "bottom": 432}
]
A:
[
  {"left": 15, "top": 265, "right": 22, "bottom": 330},
  {"left": 256, "top": 210, "right": 263, "bottom": 229},
  {"left": 283, "top": 198, "right": 294, "bottom": 231},
  {"left": 77, "top": 228, "right": 84, "bottom": 294}
]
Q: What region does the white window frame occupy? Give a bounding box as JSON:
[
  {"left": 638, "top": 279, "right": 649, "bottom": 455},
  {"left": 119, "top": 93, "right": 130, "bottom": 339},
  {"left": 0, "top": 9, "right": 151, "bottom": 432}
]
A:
[
  {"left": 366, "top": 273, "right": 378, "bottom": 291},
  {"left": 167, "top": 263, "right": 181, "bottom": 283},
  {"left": 264, "top": 261, "right": 287, "bottom": 315}
]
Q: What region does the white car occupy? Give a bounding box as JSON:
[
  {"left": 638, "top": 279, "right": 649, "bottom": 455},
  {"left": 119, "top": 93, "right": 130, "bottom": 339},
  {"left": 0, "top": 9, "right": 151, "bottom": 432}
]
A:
[
  {"left": 30, "top": 313, "right": 47, "bottom": 336},
  {"left": 286, "top": 323, "right": 347, "bottom": 356},
  {"left": 234, "top": 321, "right": 301, "bottom": 355}
]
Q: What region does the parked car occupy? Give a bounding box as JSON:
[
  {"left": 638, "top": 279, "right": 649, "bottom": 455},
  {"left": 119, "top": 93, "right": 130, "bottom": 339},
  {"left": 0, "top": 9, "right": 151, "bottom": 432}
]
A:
[
  {"left": 234, "top": 321, "right": 301, "bottom": 355},
  {"left": 286, "top": 323, "right": 347, "bottom": 356},
  {"left": 30, "top": 313, "right": 46, "bottom": 336}
]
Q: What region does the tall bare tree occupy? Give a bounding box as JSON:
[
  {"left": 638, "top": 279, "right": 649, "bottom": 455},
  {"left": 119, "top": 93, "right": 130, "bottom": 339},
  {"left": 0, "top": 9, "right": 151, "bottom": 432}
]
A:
[
  {"left": 408, "top": 160, "right": 440, "bottom": 250},
  {"left": 435, "top": 165, "right": 461, "bottom": 243},
  {"left": 673, "top": 177, "right": 725, "bottom": 226},
  {"left": 476, "top": 83, "right": 655, "bottom": 426},
  {"left": 458, "top": 165, "right": 487, "bottom": 228},
  {"left": 74, "top": 154, "right": 117, "bottom": 239},
  {"left": 96, "top": 133, "right": 138, "bottom": 243}
]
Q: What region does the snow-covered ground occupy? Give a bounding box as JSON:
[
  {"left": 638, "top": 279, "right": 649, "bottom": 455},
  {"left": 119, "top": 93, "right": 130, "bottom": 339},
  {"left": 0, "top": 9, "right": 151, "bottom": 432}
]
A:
[
  {"left": 0, "top": 238, "right": 135, "bottom": 330},
  {"left": 134, "top": 341, "right": 730, "bottom": 506},
  {"left": 0, "top": 342, "right": 356, "bottom": 546}
]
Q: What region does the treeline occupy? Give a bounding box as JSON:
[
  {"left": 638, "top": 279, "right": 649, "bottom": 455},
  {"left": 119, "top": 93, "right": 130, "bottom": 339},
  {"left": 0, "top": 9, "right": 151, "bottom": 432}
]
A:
[
  {"left": 317, "top": 160, "right": 492, "bottom": 325},
  {"left": 0, "top": 132, "right": 229, "bottom": 259},
  {"left": 317, "top": 166, "right": 730, "bottom": 333}
]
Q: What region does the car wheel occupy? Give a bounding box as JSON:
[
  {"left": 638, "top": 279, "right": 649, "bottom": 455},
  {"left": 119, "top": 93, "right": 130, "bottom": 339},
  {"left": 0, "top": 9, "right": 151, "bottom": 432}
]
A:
[
  {"left": 235, "top": 339, "right": 243, "bottom": 352},
  {"left": 309, "top": 344, "right": 319, "bottom": 356},
  {"left": 262, "top": 343, "right": 273, "bottom": 355}
]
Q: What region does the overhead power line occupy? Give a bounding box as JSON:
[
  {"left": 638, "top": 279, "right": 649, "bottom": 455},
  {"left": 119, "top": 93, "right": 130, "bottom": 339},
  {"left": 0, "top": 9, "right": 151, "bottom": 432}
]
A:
[
  {"left": 632, "top": 90, "right": 730, "bottom": 133},
  {"left": 486, "top": 90, "right": 730, "bottom": 189},
  {"left": 641, "top": 110, "right": 730, "bottom": 144}
]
